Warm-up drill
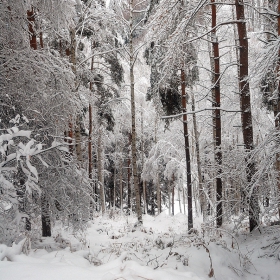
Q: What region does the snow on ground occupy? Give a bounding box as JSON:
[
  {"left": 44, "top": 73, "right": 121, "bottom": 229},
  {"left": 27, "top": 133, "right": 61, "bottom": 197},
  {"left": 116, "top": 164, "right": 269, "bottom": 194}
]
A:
[{"left": 0, "top": 213, "right": 279, "bottom": 280}]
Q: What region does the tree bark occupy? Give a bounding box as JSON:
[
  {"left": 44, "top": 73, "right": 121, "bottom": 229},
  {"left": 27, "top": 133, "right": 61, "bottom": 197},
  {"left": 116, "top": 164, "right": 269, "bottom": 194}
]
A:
[
  {"left": 276, "top": 0, "right": 280, "bottom": 219},
  {"left": 119, "top": 157, "right": 123, "bottom": 213},
  {"left": 141, "top": 109, "right": 147, "bottom": 214},
  {"left": 70, "top": 28, "right": 83, "bottom": 164},
  {"left": 192, "top": 92, "right": 204, "bottom": 217},
  {"left": 89, "top": 55, "right": 93, "bottom": 211},
  {"left": 41, "top": 191, "right": 51, "bottom": 237},
  {"left": 27, "top": 8, "right": 37, "bottom": 50},
  {"left": 181, "top": 69, "right": 193, "bottom": 230},
  {"left": 129, "top": 0, "right": 142, "bottom": 224},
  {"left": 97, "top": 128, "right": 106, "bottom": 214},
  {"left": 235, "top": 0, "right": 259, "bottom": 231},
  {"left": 127, "top": 152, "right": 131, "bottom": 211},
  {"left": 211, "top": 0, "right": 223, "bottom": 228},
  {"left": 143, "top": 180, "right": 147, "bottom": 214},
  {"left": 172, "top": 174, "right": 175, "bottom": 216},
  {"left": 156, "top": 175, "right": 161, "bottom": 214}
]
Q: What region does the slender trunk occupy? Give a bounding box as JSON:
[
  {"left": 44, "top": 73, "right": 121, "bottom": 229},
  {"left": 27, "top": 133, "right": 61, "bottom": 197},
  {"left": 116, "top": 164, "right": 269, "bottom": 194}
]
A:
[
  {"left": 89, "top": 55, "right": 93, "bottom": 210},
  {"left": 119, "top": 158, "right": 123, "bottom": 213},
  {"left": 211, "top": 0, "right": 223, "bottom": 228},
  {"left": 127, "top": 156, "right": 131, "bottom": 210},
  {"left": 70, "top": 28, "right": 82, "bottom": 164},
  {"left": 129, "top": 0, "right": 142, "bottom": 223},
  {"left": 141, "top": 109, "right": 147, "bottom": 214},
  {"left": 172, "top": 174, "right": 175, "bottom": 216},
  {"left": 276, "top": 0, "right": 280, "bottom": 218},
  {"left": 113, "top": 163, "right": 116, "bottom": 209},
  {"left": 192, "top": 92, "right": 204, "bottom": 216},
  {"left": 178, "top": 185, "right": 182, "bottom": 214},
  {"left": 143, "top": 181, "right": 147, "bottom": 214},
  {"left": 183, "top": 185, "right": 186, "bottom": 215},
  {"left": 168, "top": 180, "right": 171, "bottom": 215},
  {"left": 181, "top": 69, "right": 193, "bottom": 230},
  {"left": 41, "top": 191, "right": 51, "bottom": 237},
  {"left": 157, "top": 175, "right": 161, "bottom": 214},
  {"left": 97, "top": 129, "right": 106, "bottom": 213},
  {"left": 235, "top": 0, "right": 259, "bottom": 231},
  {"left": 27, "top": 8, "right": 37, "bottom": 50},
  {"left": 38, "top": 26, "right": 51, "bottom": 236}
]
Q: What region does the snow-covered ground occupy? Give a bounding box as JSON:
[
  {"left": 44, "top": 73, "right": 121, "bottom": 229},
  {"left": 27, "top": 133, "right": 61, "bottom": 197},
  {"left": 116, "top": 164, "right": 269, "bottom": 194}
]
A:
[{"left": 1, "top": 213, "right": 279, "bottom": 280}]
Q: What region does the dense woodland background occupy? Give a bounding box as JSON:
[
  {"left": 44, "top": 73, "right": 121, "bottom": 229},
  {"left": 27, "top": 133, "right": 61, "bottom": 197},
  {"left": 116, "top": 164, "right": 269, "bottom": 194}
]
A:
[{"left": 1, "top": 0, "right": 280, "bottom": 244}]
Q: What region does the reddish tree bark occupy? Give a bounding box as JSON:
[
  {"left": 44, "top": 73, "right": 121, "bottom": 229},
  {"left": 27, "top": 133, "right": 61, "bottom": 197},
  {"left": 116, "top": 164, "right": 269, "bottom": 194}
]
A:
[
  {"left": 235, "top": 0, "right": 259, "bottom": 231},
  {"left": 211, "top": 0, "right": 223, "bottom": 228},
  {"left": 27, "top": 8, "right": 37, "bottom": 50},
  {"left": 181, "top": 69, "right": 193, "bottom": 230}
]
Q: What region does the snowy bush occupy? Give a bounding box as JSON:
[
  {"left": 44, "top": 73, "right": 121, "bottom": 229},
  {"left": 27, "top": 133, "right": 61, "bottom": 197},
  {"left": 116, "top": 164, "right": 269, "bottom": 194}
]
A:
[{"left": 0, "top": 116, "right": 92, "bottom": 245}]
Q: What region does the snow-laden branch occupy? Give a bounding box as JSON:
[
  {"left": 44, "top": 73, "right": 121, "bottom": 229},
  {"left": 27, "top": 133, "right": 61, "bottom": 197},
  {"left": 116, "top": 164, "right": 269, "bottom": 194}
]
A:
[
  {"left": 161, "top": 108, "right": 242, "bottom": 120},
  {"left": 77, "top": 47, "right": 124, "bottom": 68}
]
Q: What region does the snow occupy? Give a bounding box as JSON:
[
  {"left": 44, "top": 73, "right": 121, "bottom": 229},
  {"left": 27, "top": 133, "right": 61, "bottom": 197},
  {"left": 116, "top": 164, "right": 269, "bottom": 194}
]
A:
[{"left": 0, "top": 214, "right": 279, "bottom": 280}]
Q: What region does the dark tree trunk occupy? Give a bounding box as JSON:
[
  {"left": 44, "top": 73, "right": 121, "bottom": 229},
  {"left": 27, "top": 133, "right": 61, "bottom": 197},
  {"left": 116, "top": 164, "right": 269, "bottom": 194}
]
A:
[
  {"left": 127, "top": 157, "right": 131, "bottom": 211},
  {"left": 27, "top": 8, "right": 37, "bottom": 50},
  {"left": 275, "top": 0, "right": 280, "bottom": 219},
  {"left": 89, "top": 54, "right": 94, "bottom": 213},
  {"left": 211, "top": 0, "right": 223, "bottom": 228},
  {"left": 40, "top": 25, "right": 51, "bottom": 236},
  {"left": 181, "top": 69, "right": 193, "bottom": 230},
  {"left": 41, "top": 191, "right": 51, "bottom": 237},
  {"left": 235, "top": 0, "right": 259, "bottom": 231},
  {"left": 172, "top": 179, "right": 175, "bottom": 216}
]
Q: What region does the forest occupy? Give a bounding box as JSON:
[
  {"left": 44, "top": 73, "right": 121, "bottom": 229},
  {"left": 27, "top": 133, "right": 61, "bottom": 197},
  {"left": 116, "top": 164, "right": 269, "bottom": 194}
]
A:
[{"left": 0, "top": 0, "right": 280, "bottom": 279}]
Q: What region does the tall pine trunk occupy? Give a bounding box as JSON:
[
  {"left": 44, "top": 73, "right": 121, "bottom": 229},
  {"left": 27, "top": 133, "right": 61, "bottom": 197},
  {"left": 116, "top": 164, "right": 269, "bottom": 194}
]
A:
[
  {"left": 27, "top": 8, "right": 37, "bottom": 50},
  {"left": 235, "top": 0, "right": 259, "bottom": 231},
  {"left": 191, "top": 92, "right": 204, "bottom": 217},
  {"left": 70, "top": 28, "right": 83, "bottom": 164},
  {"left": 211, "top": 0, "right": 223, "bottom": 227},
  {"left": 38, "top": 23, "right": 51, "bottom": 237},
  {"left": 119, "top": 157, "right": 123, "bottom": 213},
  {"left": 97, "top": 128, "right": 106, "bottom": 213},
  {"left": 275, "top": 0, "right": 280, "bottom": 219},
  {"left": 127, "top": 155, "right": 131, "bottom": 210},
  {"left": 129, "top": 0, "right": 142, "bottom": 224},
  {"left": 181, "top": 69, "right": 193, "bottom": 230},
  {"left": 89, "top": 55, "right": 94, "bottom": 214}
]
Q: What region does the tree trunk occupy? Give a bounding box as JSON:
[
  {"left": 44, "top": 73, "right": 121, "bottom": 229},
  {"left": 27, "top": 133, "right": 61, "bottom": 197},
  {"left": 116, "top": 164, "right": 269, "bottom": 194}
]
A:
[
  {"left": 35, "top": 16, "right": 51, "bottom": 236},
  {"left": 172, "top": 174, "right": 175, "bottom": 216},
  {"left": 211, "top": 0, "right": 223, "bottom": 228},
  {"left": 97, "top": 128, "right": 106, "bottom": 214},
  {"left": 27, "top": 8, "right": 37, "bottom": 50},
  {"left": 113, "top": 163, "right": 116, "bottom": 209},
  {"left": 41, "top": 191, "right": 51, "bottom": 237},
  {"left": 141, "top": 109, "right": 147, "bottom": 214},
  {"left": 119, "top": 158, "right": 123, "bottom": 213},
  {"left": 157, "top": 175, "right": 161, "bottom": 214},
  {"left": 276, "top": 0, "right": 280, "bottom": 219},
  {"left": 235, "top": 0, "right": 259, "bottom": 231},
  {"left": 127, "top": 156, "right": 131, "bottom": 211},
  {"left": 192, "top": 92, "right": 204, "bottom": 217},
  {"left": 143, "top": 181, "right": 147, "bottom": 214},
  {"left": 181, "top": 69, "right": 193, "bottom": 230},
  {"left": 129, "top": 0, "right": 142, "bottom": 224},
  {"left": 89, "top": 55, "right": 93, "bottom": 212},
  {"left": 70, "top": 28, "right": 83, "bottom": 164}
]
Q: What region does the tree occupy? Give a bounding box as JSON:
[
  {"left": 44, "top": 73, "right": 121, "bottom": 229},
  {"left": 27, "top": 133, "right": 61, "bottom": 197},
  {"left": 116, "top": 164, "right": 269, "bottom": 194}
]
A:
[
  {"left": 235, "top": 0, "right": 259, "bottom": 231},
  {"left": 211, "top": 0, "right": 223, "bottom": 227}
]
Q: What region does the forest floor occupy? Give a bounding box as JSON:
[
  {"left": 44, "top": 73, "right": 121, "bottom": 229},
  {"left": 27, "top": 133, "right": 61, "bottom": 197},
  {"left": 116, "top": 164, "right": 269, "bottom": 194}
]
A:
[{"left": 0, "top": 212, "right": 279, "bottom": 280}]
